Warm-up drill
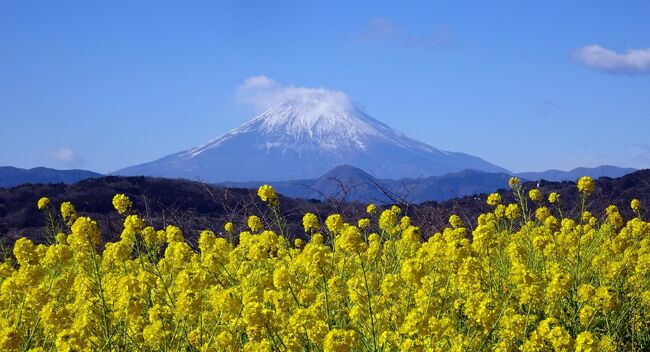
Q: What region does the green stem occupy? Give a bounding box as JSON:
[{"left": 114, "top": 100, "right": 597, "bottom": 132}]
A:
[
  {"left": 89, "top": 244, "right": 113, "bottom": 350},
  {"left": 359, "top": 258, "right": 378, "bottom": 352}
]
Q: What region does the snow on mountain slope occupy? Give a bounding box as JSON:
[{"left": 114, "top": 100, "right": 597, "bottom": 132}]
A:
[{"left": 117, "top": 91, "right": 508, "bottom": 182}]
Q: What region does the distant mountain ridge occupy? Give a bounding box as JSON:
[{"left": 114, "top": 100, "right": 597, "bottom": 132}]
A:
[
  {"left": 1, "top": 165, "right": 638, "bottom": 202},
  {"left": 221, "top": 165, "right": 512, "bottom": 204},
  {"left": 220, "top": 165, "right": 639, "bottom": 204},
  {"left": 0, "top": 166, "right": 102, "bottom": 188},
  {"left": 516, "top": 165, "right": 637, "bottom": 182},
  {"left": 116, "top": 93, "right": 508, "bottom": 182}
]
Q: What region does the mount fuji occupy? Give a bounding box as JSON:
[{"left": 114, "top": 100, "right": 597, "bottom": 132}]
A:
[{"left": 117, "top": 92, "right": 508, "bottom": 182}]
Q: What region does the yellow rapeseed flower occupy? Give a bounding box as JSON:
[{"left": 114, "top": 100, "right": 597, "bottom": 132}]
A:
[
  {"left": 325, "top": 214, "right": 344, "bottom": 234},
  {"left": 357, "top": 218, "right": 370, "bottom": 229},
  {"left": 3, "top": 190, "right": 649, "bottom": 350},
  {"left": 494, "top": 204, "right": 506, "bottom": 218},
  {"left": 0, "top": 326, "right": 20, "bottom": 350},
  {"left": 60, "top": 201, "right": 77, "bottom": 223},
  {"left": 37, "top": 197, "right": 50, "bottom": 210},
  {"left": 487, "top": 193, "right": 502, "bottom": 206},
  {"left": 528, "top": 189, "right": 543, "bottom": 202},
  {"left": 508, "top": 177, "right": 521, "bottom": 189},
  {"left": 69, "top": 216, "right": 101, "bottom": 250},
  {"left": 112, "top": 193, "right": 132, "bottom": 214},
  {"left": 449, "top": 214, "right": 463, "bottom": 228},
  {"left": 247, "top": 215, "right": 263, "bottom": 232},
  {"left": 13, "top": 238, "right": 38, "bottom": 266},
  {"left": 505, "top": 203, "right": 521, "bottom": 220},
  {"left": 575, "top": 331, "right": 597, "bottom": 352},
  {"left": 336, "top": 226, "right": 364, "bottom": 254},
  {"left": 577, "top": 176, "right": 595, "bottom": 194},
  {"left": 535, "top": 207, "right": 551, "bottom": 221},
  {"left": 303, "top": 213, "right": 320, "bottom": 233},
  {"left": 323, "top": 329, "right": 356, "bottom": 352},
  {"left": 257, "top": 184, "right": 278, "bottom": 205}
]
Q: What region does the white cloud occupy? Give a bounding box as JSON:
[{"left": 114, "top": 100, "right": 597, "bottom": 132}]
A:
[
  {"left": 572, "top": 44, "right": 650, "bottom": 75},
  {"left": 236, "top": 75, "right": 352, "bottom": 111},
  {"left": 239, "top": 75, "right": 278, "bottom": 91},
  {"left": 49, "top": 148, "right": 76, "bottom": 162},
  {"left": 47, "top": 147, "right": 85, "bottom": 167}
]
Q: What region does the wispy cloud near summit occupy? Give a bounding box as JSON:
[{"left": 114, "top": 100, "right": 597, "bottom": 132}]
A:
[
  {"left": 236, "top": 76, "right": 352, "bottom": 111},
  {"left": 573, "top": 45, "right": 650, "bottom": 76},
  {"left": 47, "top": 147, "right": 85, "bottom": 168}
]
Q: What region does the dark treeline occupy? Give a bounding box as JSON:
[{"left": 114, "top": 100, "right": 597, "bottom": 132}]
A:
[{"left": 1, "top": 170, "right": 649, "bottom": 249}]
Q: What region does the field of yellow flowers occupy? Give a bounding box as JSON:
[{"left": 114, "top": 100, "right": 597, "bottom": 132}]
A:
[{"left": 0, "top": 177, "right": 648, "bottom": 351}]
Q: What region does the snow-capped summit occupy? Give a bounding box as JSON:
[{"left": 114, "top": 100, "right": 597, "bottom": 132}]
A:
[
  {"left": 117, "top": 94, "right": 508, "bottom": 182},
  {"left": 187, "top": 93, "right": 438, "bottom": 157}
]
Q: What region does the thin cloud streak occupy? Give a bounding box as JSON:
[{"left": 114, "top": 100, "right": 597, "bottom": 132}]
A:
[{"left": 358, "top": 17, "right": 454, "bottom": 49}]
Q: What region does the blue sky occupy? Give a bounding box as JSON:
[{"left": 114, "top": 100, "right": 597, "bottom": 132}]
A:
[{"left": 1, "top": 1, "right": 649, "bottom": 174}]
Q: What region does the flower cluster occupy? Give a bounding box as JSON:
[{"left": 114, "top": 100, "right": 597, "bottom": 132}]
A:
[
  {"left": 112, "top": 193, "right": 133, "bottom": 214},
  {"left": 257, "top": 184, "right": 279, "bottom": 206},
  {"left": 577, "top": 176, "right": 595, "bottom": 194},
  {"left": 0, "top": 184, "right": 648, "bottom": 351},
  {"left": 487, "top": 193, "right": 502, "bottom": 206},
  {"left": 37, "top": 197, "right": 50, "bottom": 210}
]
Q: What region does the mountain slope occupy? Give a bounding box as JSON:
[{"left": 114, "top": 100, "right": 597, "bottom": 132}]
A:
[
  {"left": 395, "top": 169, "right": 513, "bottom": 203},
  {"left": 117, "top": 93, "right": 508, "bottom": 182},
  {"left": 219, "top": 165, "right": 390, "bottom": 202},
  {"left": 0, "top": 166, "right": 102, "bottom": 188}
]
